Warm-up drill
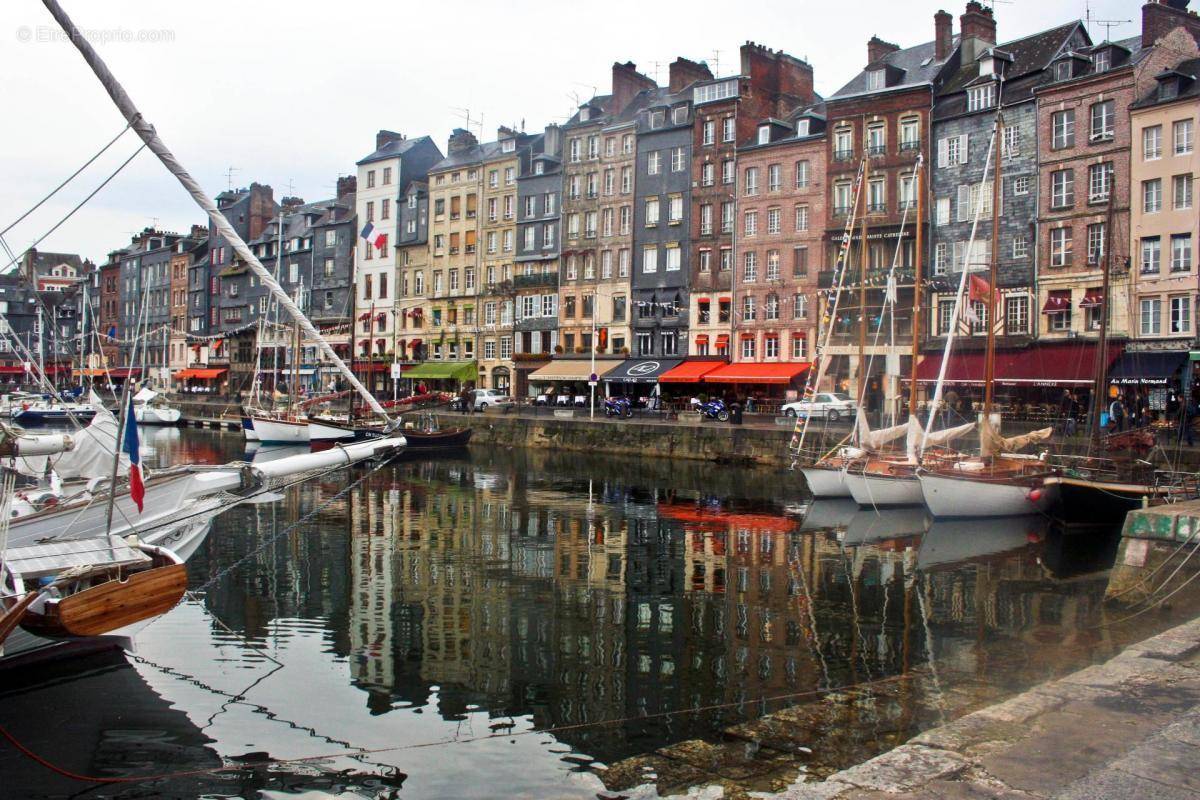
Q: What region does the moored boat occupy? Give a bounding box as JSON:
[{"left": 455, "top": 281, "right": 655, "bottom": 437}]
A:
[
  {"left": 918, "top": 458, "right": 1058, "bottom": 518},
  {"left": 250, "top": 413, "right": 310, "bottom": 444}
]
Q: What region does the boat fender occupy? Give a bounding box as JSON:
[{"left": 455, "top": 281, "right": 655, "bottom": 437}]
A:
[{"left": 1027, "top": 488, "right": 1043, "bottom": 503}]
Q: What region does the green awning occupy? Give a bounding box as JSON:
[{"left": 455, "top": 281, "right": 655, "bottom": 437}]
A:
[{"left": 404, "top": 360, "right": 478, "bottom": 382}]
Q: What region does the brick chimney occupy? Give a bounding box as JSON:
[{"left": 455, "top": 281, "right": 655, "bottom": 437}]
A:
[
  {"left": 935, "top": 10, "right": 954, "bottom": 60},
  {"left": 611, "top": 61, "right": 657, "bottom": 112},
  {"left": 189, "top": 224, "right": 207, "bottom": 240},
  {"left": 336, "top": 175, "right": 357, "bottom": 200},
  {"left": 668, "top": 57, "right": 714, "bottom": 92},
  {"left": 281, "top": 196, "right": 305, "bottom": 211},
  {"left": 959, "top": 1, "right": 997, "bottom": 62},
  {"left": 1143, "top": 0, "right": 1200, "bottom": 47},
  {"left": 740, "top": 42, "right": 816, "bottom": 116},
  {"left": 375, "top": 130, "right": 404, "bottom": 150},
  {"left": 447, "top": 128, "right": 478, "bottom": 156},
  {"left": 868, "top": 36, "right": 901, "bottom": 65}
]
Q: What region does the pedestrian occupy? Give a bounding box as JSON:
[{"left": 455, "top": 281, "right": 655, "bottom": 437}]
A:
[
  {"left": 460, "top": 386, "right": 472, "bottom": 415},
  {"left": 1059, "top": 390, "right": 1074, "bottom": 436},
  {"left": 1109, "top": 395, "right": 1126, "bottom": 432},
  {"left": 1137, "top": 389, "right": 1150, "bottom": 428}
]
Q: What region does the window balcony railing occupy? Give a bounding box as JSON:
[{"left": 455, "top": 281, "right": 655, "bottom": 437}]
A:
[
  {"left": 868, "top": 202, "right": 887, "bottom": 214},
  {"left": 833, "top": 205, "right": 853, "bottom": 217},
  {"left": 899, "top": 139, "right": 921, "bottom": 152},
  {"left": 867, "top": 144, "right": 886, "bottom": 157},
  {"left": 833, "top": 148, "right": 854, "bottom": 162}
]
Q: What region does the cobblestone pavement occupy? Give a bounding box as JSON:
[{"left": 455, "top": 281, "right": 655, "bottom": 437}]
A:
[{"left": 773, "top": 617, "right": 1200, "bottom": 800}]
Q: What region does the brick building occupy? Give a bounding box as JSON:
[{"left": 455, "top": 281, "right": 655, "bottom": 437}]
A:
[
  {"left": 733, "top": 105, "right": 827, "bottom": 365},
  {"left": 690, "top": 44, "right": 816, "bottom": 361}
]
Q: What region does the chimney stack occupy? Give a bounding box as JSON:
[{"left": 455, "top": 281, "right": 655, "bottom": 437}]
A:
[
  {"left": 611, "top": 61, "right": 657, "bottom": 112},
  {"left": 336, "top": 175, "right": 357, "bottom": 200},
  {"left": 447, "top": 128, "right": 478, "bottom": 156},
  {"left": 668, "top": 57, "right": 714, "bottom": 92},
  {"left": 375, "top": 130, "right": 404, "bottom": 150},
  {"left": 959, "top": 1, "right": 997, "bottom": 62},
  {"left": 740, "top": 42, "right": 816, "bottom": 116},
  {"left": 543, "top": 123, "right": 562, "bottom": 158},
  {"left": 189, "top": 224, "right": 207, "bottom": 240},
  {"left": 1142, "top": 0, "right": 1200, "bottom": 48},
  {"left": 867, "top": 36, "right": 901, "bottom": 65},
  {"left": 934, "top": 10, "right": 953, "bottom": 60}
]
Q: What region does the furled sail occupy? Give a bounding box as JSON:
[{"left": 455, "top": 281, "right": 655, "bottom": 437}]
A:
[
  {"left": 980, "top": 419, "right": 1052, "bottom": 457},
  {"left": 854, "top": 408, "right": 908, "bottom": 452},
  {"left": 905, "top": 417, "right": 975, "bottom": 464}
]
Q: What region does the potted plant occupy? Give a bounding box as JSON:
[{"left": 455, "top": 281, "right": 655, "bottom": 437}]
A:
[
  {"left": 620, "top": 346, "right": 630, "bottom": 355},
  {"left": 554, "top": 345, "right": 564, "bottom": 354},
  {"left": 574, "top": 346, "right": 586, "bottom": 354}
]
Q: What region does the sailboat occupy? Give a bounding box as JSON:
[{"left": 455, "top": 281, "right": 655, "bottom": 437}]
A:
[
  {"left": 917, "top": 106, "right": 1057, "bottom": 518},
  {"left": 843, "top": 154, "right": 974, "bottom": 508},
  {"left": 132, "top": 385, "right": 181, "bottom": 425},
  {"left": 797, "top": 158, "right": 870, "bottom": 498}
]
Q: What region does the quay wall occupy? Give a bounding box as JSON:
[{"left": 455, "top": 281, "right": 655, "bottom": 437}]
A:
[{"left": 1108, "top": 499, "right": 1200, "bottom": 607}]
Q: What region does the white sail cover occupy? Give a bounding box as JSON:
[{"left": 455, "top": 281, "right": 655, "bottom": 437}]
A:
[
  {"left": 51, "top": 401, "right": 128, "bottom": 480},
  {"left": 133, "top": 386, "right": 158, "bottom": 403},
  {"left": 980, "top": 418, "right": 1052, "bottom": 457},
  {"left": 854, "top": 409, "right": 908, "bottom": 452},
  {"left": 906, "top": 416, "right": 976, "bottom": 463}
]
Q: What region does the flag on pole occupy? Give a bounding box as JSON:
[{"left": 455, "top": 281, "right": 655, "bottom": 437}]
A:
[
  {"left": 123, "top": 393, "right": 144, "bottom": 512},
  {"left": 968, "top": 273, "right": 995, "bottom": 306},
  {"left": 360, "top": 222, "right": 386, "bottom": 250}
]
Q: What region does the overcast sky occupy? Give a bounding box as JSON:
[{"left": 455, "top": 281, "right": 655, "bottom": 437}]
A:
[{"left": 2, "top": 0, "right": 1144, "bottom": 266}]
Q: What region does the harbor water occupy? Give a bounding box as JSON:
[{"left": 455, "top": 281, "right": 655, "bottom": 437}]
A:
[{"left": 3, "top": 427, "right": 1199, "bottom": 799}]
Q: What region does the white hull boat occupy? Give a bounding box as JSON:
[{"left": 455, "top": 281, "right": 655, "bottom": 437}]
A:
[
  {"left": 846, "top": 470, "right": 925, "bottom": 508},
  {"left": 800, "top": 465, "right": 851, "bottom": 498},
  {"left": 308, "top": 419, "right": 359, "bottom": 441},
  {"left": 134, "top": 404, "right": 181, "bottom": 425},
  {"left": 918, "top": 469, "right": 1058, "bottom": 518},
  {"left": 250, "top": 415, "right": 310, "bottom": 444}
]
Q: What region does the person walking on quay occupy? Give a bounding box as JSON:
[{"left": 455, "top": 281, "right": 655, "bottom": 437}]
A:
[
  {"left": 1059, "top": 390, "right": 1077, "bottom": 437},
  {"left": 460, "top": 385, "right": 473, "bottom": 415},
  {"left": 1109, "top": 394, "right": 1126, "bottom": 433}
]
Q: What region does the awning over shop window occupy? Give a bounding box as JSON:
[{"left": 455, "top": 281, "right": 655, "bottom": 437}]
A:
[
  {"left": 1041, "top": 296, "right": 1070, "bottom": 314},
  {"left": 1079, "top": 291, "right": 1104, "bottom": 308},
  {"left": 1108, "top": 350, "right": 1189, "bottom": 386},
  {"left": 605, "top": 358, "right": 683, "bottom": 383},
  {"left": 914, "top": 343, "right": 1121, "bottom": 386},
  {"left": 701, "top": 362, "right": 811, "bottom": 384},
  {"left": 73, "top": 368, "right": 108, "bottom": 377},
  {"left": 403, "top": 360, "right": 478, "bottom": 382},
  {"left": 175, "top": 367, "right": 226, "bottom": 380},
  {"left": 694, "top": 334, "right": 709, "bottom": 345},
  {"left": 659, "top": 360, "right": 727, "bottom": 384},
  {"left": 528, "top": 359, "right": 622, "bottom": 383},
  {"left": 714, "top": 334, "right": 730, "bottom": 348},
  {"left": 107, "top": 367, "right": 143, "bottom": 379}
]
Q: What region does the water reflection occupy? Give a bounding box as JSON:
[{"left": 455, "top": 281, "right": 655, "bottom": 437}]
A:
[{"left": 4, "top": 433, "right": 1196, "bottom": 798}]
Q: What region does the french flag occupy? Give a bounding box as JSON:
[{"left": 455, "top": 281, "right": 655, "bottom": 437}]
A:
[
  {"left": 123, "top": 394, "right": 144, "bottom": 513},
  {"left": 360, "top": 222, "right": 386, "bottom": 250}
]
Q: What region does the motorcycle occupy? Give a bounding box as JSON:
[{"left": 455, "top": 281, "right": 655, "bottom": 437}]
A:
[
  {"left": 697, "top": 398, "right": 730, "bottom": 422},
  {"left": 604, "top": 396, "right": 633, "bottom": 419}
]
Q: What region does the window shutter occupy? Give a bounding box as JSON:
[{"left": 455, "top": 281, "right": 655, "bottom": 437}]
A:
[
  {"left": 953, "top": 240, "right": 965, "bottom": 271},
  {"left": 937, "top": 138, "right": 949, "bottom": 168},
  {"left": 958, "top": 134, "right": 969, "bottom": 165},
  {"left": 956, "top": 185, "right": 970, "bottom": 222},
  {"left": 937, "top": 198, "right": 950, "bottom": 226}
]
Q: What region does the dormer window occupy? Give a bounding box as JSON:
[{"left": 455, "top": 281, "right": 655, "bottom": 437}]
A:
[
  {"left": 1160, "top": 78, "right": 1180, "bottom": 101},
  {"left": 757, "top": 125, "right": 771, "bottom": 145},
  {"left": 1054, "top": 60, "right": 1072, "bottom": 81},
  {"left": 650, "top": 109, "right": 666, "bottom": 128},
  {"left": 967, "top": 84, "right": 996, "bottom": 112},
  {"left": 796, "top": 119, "right": 810, "bottom": 137},
  {"left": 580, "top": 107, "right": 590, "bottom": 122},
  {"left": 1093, "top": 50, "right": 1110, "bottom": 73},
  {"left": 980, "top": 55, "right": 994, "bottom": 77},
  {"left": 534, "top": 161, "right": 544, "bottom": 175},
  {"left": 866, "top": 69, "right": 885, "bottom": 91},
  {"left": 672, "top": 106, "right": 688, "bottom": 125},
  {"left": 501, "top": 139, "right": 516, "bottom": 153}
]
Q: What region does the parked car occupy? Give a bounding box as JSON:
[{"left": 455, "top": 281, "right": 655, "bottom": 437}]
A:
[
  {"left": 450, "top": 388, "right": 515, "bottom": 412},
  {"left": 781, "top": 392, "right": 857, "bottom": 421}
]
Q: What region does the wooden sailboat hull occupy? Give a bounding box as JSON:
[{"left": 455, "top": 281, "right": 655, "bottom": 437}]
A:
[
  {"left": 21, "top": 563, "right": 186, "bottom": 638},
  {"left": 1046, "top": 476, "right": 1174, "bottom": 523},
  {"left": 800, "top": 465, "right": 851, "bottom": 498},
  {"left": 251, "top": 415, "right": 310, "bottom": 444},
  {"left": 403, "top": 428, "right": 473, "bottom": 449},
  {"left": 919, "top": 469, "right": 1058, "bottom": 518},
  {"left": 846, "top": 469, "right": 925, "bottom": 508}
]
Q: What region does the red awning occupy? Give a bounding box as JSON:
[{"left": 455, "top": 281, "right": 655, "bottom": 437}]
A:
[
  {"left": 352, "top": 361, "right": 390, "bottom": 372},
  {"left": 659, "top": 360, "right": 726, "bottom": 383},
  {"left": 358, "top": 312, "right": 371, "bottom": 321},
  {"left": 0, "top": 365, "right": 26, "bottom": 375},
  {"left": 1079, "top": 291, "right": 1103, "bottom": 308},
  {"left": 694, "top": 334, "right": 710, "bottom": 345},
  {"left": 410, "top": 339, "right": 422, "bottom": 347},
  {"left": 740, "top": 332, "right": 754, "bottom": 339},
  {"left": 1042, "top": 296, "right": 1070, "bottom": 314},
  {"left": 792, "top": 331, "right": 806, "bottom": 338},
  {"left": 719, "top": 296, "right": 731, "bottom": 303},
  {"left": 108, "top": 367, "right": 142, "bottom": 378},
  {"left": 697, "top": 298, "right": 710, "bottom": 306},
  {"left": 715, "top": 334, "right": 730, "bottom": 348},
  {"left": 376, "top": 338, "right": 386, "bottom": 349},
  {"left": 178, "top": 367, "right": 227, "bottom": 380},
  {"left": 913, "top": 343, "right": 1122, "bottom": 386},
  {"left": 702, "top": 362, "right": 811, "bottom": 384}
]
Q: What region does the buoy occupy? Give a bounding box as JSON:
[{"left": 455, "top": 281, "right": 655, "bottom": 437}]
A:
[{"left": 1028, "top": 488, "right": 1043, "bottom": 503}]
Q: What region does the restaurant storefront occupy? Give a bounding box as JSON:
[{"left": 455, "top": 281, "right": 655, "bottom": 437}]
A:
[
  {"left": 527, "top": 358, "right": 622, "bottom": 406},
  {"left": 1107, "top": 350, "right": 1190, "bottom": 412},
  {"left": 603, "top": 358, "right": 683, "bottom": 408}
]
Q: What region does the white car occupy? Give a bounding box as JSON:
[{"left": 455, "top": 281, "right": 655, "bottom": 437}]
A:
[
  {"left": 460, "top": 388, "right": 514, "bottom": 411},
  {"left": 782, "top": 392, "right": 857, "bottom": 422}
]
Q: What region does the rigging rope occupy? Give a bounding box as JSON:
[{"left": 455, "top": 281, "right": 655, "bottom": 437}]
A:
[{"left": 0, "top": 123, "right": 131, "bottom": 243}]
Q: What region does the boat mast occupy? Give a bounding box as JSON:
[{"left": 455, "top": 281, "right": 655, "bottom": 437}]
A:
[
  {"left": 1090, "top": 181, "right": 1117, "bottom": 448},
  {"left": 983, "top": 114, "right": 1003, "bottom": 423},
  {"left": 857, "top": 145, "right": 871, "bottom": 408},
  {"left": 909, "top": 158, "right": 924, "bottom": 419},
  {"left": 42, "top": 0, "right": 394, "bottom": 427}
]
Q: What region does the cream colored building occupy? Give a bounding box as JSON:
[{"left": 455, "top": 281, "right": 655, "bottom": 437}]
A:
[{"left": 1129, "top": 58, "right": 1199, "bottom": 351}]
